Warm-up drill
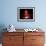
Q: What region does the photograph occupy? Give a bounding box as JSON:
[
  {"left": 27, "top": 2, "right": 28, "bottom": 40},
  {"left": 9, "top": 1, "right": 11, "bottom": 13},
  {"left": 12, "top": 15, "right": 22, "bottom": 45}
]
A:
[
  {"left": 20, "top": 9, "right": 33, "bottom": 19},
  {"left": 17, "top": 7, "right": 35, "bottom": 22}
]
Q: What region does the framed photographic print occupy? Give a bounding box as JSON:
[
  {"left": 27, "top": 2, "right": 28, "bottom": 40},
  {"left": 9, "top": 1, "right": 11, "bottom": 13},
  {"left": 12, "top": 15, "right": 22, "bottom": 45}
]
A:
[{"left": 17, "top": 7, "right": 35, "bottom": 22}]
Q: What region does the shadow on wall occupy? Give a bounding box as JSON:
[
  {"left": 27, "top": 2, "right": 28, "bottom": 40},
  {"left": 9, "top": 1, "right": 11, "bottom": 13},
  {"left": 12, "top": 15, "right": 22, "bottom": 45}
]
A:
[{"left": 0, "top": 24, "right": 7, "bottom": 43}]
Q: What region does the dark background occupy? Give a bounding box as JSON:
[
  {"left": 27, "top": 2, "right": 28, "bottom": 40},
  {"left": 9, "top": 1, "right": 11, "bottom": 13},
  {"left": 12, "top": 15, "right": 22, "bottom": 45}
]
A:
[{"left": 20, "top": 9, "right": 33, "bottom": 19}]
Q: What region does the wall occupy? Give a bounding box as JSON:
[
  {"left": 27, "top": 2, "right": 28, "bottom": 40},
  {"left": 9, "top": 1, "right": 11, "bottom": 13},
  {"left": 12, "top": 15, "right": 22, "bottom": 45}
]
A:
[
  {"left": 0, "top": 0, "right": 46, "bottom": 44},
  {"left": 0, "top": 0, "right": 46, "bottom": 41},
  {"left": 0, "top": 0, "right": 46, "bottom": 30}
]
